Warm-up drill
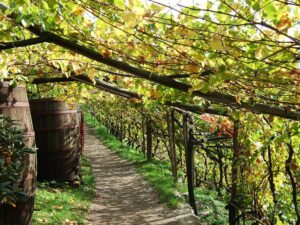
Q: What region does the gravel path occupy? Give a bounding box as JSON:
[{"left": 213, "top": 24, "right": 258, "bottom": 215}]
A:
[{"left": 84, "top": 126, "right": 201, "bottom": 225}]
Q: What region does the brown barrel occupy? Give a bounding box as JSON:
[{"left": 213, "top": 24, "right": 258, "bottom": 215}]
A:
[
  {"left": 30, "top": 98, "right": 81, "bottom": 181},
  {"left": 0, "top": 82, "right": 37, "bottom": 225}
]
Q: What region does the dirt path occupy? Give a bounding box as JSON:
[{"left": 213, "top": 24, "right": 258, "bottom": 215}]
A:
[{"left": 84, "top": 126, "right": 201, "bottom": 225}]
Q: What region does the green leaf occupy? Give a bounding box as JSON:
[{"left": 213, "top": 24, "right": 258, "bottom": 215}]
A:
[
  {"left": 252, "top": 2, "right": 260, "bottom": 11},
  {"left": 264, "top": 4, "right": 277, "bottom": 20}
]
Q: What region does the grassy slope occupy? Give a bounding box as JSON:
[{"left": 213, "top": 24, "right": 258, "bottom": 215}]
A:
[
  {"left": 85, "top": 113, "right": 228, "bottom": 225},
  {"left": 32, "top": 157, "right": 95, "bottom": 225}
]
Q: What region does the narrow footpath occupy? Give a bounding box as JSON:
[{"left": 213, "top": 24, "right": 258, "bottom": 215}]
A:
[{"left": 84, "top": 126, "right": 201, "bottom": 225}]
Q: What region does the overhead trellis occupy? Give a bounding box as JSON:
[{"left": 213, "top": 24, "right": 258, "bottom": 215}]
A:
[{"left": 1, "top": 1, "right": 300, "bottom": 224}]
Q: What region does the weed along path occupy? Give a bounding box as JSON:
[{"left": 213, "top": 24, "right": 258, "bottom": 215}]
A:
[{"left": 84, "top": 126, "right": 201, "bottom": 225}]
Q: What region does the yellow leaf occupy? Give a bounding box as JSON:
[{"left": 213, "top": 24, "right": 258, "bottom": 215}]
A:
[
  {"left": 64, "top": 71, "right": 71, "bottom": 78},
  {"left": 193, "top": 52, "right": 205, "bottom": 61},
  {"left": 128, "top": 0, "right": 135, "bottom": 7},
  {"left": 102, "top": 49, "right": 112, "bottom": 58},
  {"left": 72, "top": 63, "right": 82, "bottom": 75},
  {"left": 188, "top": 81, "right": 206, "bottom": 93},
  {"left": 72, "top": 7, "right": 84, "bottom": 16},
  {"left": 277, "top": 14, "right": 292, "bottom": 31},
  {"left": 0, "top": 14, "right": 5, "bottom": 21},
  {"left": 149, "top": 89, "right": 160, "bottom": 99},
  {"left": 185, "top": 64, "right": 199, "bottom": 73},
  {"left": 188, "top": 87, "right": 194, "bottom": 94},
  {"left": 224, "top": 46, "right": 241, "bottom": 58},
  {"left": 37, "top": 218, "right": 48, "bottom": 223},
  {"left": 231, "top": 3, "right": 241, "bottom": 11},
  {"left": 255, "top": 46, "right": 269, "bottom": 60},
  {"left": 210, "top": 34, "right": 224, "bottom": 51},
  {"left": 236, "top": 95, "right": 241, "bottom": 104},
  {"left": 83, "top": 19, "right": 93, "bottom": 27},
  {"left": 232, "top": 50, "right": 241, "bottom": 58},
  {"left": 190, "top": 74, "right": 200, "bottom": 79},
  {"left": 86, "top": 68, "right": 98, "bottom": 82},
  {"left": 122, "top": 11, "right": 139, "bottom": 27}
]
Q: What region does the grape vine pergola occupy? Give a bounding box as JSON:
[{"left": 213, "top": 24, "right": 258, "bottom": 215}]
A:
[{"left": 0, "top": 1, "right": 300, "bottom": 224}]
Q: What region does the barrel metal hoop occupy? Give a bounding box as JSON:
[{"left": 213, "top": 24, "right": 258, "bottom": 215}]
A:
[
  {"left": 23, "top": 174, "right": 36, "bottom": 181},
  {"left": 31, "top": 110, "right": 78, "bottom": 115},
  {"left": 38, "top": 153, "right": 80, "bottom": 160},
  {"left": 34, "top": 124, "right": 79, "bottom": 131},
  {"left": 38, "top": 147, "right": 81, "bottom": 155},
  {"left": 22, "top": 131, "right": 35, "bottom": 137},
  {"left": 29, "top": 98, "right": 63, "bottom": 102},
  {"left": 0, "top": 102, "right": 29, "bottom": 108}
]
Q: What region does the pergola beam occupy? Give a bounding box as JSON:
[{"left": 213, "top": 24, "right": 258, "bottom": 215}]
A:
[
  {"left": 32, "top": 75, "right": 140, "bottom": 99},
  {"left": 32, "top": 76, "right": 228, "bottom": 116},
  {"left": 0, "top": 36, "right": 48, "bottom": 50}
]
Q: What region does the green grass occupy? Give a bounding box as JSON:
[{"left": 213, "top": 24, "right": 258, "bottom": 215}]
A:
[
  {"left": 179, "top": 185, "right": 228, "bottom": 225},
  {"left": 32, "top": 156, "right": 96, "bottom": 225},
  {"left": 195, "top": 189, "right": 228, "bottom": 225}
]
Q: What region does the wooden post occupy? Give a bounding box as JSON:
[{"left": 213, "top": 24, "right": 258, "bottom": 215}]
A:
[
  {"left": 183, "top": 114, "right": 198, "bottom": 215},
  {"left": 167, "top": 109, "right": 178, "bottom": 183},
  {"left": 120, "top": 111, "right": 123, "bottom": 145},
  {"left": 111, "top": 121, "right": 114, "bottom": 134},
  {"left": 285, "top": 142, "right": 300, "bottom": 225},
  {"left": 141, "top": 115, "right": 146, "bottom": 157},
  {"left": 93, "top": 111, "right": 96, "bottom": 125},
  {"left": 128, "top": 123, "right": 132, "bottom": 146},
  {"left": 146, "top": 118, "right": 152, "bottom": 161},
  {"left": 229, "top": 120, "right": 240, "bottom": 225},
  {"left": 98, "top": 115, "right": 101, "bottom": 128},
  {"left": 107, "top": 119, "right": 110, "bottom": 134}
]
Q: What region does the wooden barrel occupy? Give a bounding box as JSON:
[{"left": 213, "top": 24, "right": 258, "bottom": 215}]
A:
[
  {"left": 30, "top": 98, "right": 81, "bottom": 181},
  {"left": 0, "top": 81, "right": 37, "bottom": 225}
]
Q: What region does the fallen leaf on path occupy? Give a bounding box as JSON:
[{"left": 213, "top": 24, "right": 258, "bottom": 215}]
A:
[
  {"left": 52, "top": 205, "right": 63, "bottom": 210},
  {"left": 65, "top": 219, "right": 78, "bottom": 225},
  {"left": 37, "top": 218, "right": 48, "bottom": 223}
]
